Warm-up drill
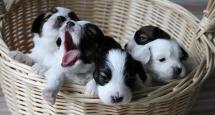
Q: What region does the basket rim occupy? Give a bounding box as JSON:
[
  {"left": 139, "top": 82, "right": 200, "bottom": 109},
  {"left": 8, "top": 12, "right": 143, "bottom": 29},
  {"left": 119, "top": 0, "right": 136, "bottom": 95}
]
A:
[{"left": 0, "top": 0, "right": 215, "bottom": 106}]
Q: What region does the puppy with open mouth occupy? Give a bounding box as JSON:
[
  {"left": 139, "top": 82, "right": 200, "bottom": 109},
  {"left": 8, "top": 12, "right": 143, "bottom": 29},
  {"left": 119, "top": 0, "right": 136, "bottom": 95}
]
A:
[
  {"left": 125, "top": 26, "right": 196, "bottom": 86},
  {"left": 9, "top": 7, "right": 80, "bottom": 75},
  {"left": 42, "top": 20, "right": 108, "bottom": 105},
  {"left": 86, "top": 36, "right": 147, "bottom": 105}
]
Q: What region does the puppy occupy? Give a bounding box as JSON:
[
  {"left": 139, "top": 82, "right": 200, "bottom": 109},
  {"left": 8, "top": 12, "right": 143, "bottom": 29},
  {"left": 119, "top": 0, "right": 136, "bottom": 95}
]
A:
[
  {"left": 125, "top": 26, "right": 196, "bottom": 86},
  {"left": 42, "top": 20, "right": 108, "bottom": 105},
  {"left": 9, "top": 7, "right": 80, "bottom": 75},
  {"left": 86, "top": 36, "right": 147, "bottom": 105}
]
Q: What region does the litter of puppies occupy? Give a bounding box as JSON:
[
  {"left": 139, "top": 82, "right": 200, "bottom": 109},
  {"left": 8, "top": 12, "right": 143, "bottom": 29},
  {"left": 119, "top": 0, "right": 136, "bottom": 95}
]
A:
[{"left": 9, "top": 7, "right": 197, "bottom": 105}]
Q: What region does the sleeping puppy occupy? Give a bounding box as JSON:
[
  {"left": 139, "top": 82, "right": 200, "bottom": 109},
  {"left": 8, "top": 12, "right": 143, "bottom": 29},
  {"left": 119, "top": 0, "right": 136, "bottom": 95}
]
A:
[
  {"left": 86, "top": 36, "right": 147, "bottom": 105},
  {"left": 42, "top": 20, "right": 107, "bottom": 105},
  {"left": 125, "top": 26, "right": 196, "bottom": 86},
  {"left": 9, "top": 7, "right": 80, "bottom": 75}
]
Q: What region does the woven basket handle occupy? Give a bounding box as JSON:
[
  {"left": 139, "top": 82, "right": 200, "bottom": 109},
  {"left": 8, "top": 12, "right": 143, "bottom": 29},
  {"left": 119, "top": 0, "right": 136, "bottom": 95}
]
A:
[
  {"left": 196, "top": 0, "right": 215, "bottom": 40},
  {"left": 0, "top": 0, "right": 17, "bottom": 18},
  {"left": 0, "top": 0, "right": 6, "bottom": 17}
]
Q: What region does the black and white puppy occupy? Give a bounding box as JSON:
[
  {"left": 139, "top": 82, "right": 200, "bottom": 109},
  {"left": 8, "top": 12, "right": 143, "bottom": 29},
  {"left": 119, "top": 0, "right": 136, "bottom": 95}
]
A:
[
  {"left": 42, "top": 20, "right": 107, "bottom": 105},
  {"left": 9, "top": 7, "right": 80, "bottom": 75},
  {"left": 125, "top": 26, "right": 196, "bottom": 86},
  {"left": 86, "top": 36, "right": 147, "bottom": 105}
]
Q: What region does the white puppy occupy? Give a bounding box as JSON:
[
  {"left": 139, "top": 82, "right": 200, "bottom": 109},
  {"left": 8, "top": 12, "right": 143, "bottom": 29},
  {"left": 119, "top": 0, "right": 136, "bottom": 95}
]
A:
[
  {"left": 9, "top": 7, "right": 80, "bottom": 75},
  {"left": 125, "top": 26, "right": 196, "bottom": 86},
  {"left": 126, "top": 38, "right": 197, "bottom": 86}
]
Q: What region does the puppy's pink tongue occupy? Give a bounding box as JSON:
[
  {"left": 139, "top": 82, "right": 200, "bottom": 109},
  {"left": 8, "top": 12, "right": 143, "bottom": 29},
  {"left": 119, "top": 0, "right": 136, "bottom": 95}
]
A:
[{"left": 62, "top": 49, "right": 80, "bottom": 67}]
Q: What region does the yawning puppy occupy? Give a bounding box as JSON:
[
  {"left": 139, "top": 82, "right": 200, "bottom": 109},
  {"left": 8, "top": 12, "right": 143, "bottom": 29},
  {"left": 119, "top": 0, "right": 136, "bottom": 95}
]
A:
[
  {"left": 9, "top": 7, "right": 80, "bottom": 75},
  {"left": 42, "top": 20, "right": 106, "bottom": 105},
  {"left": 86, "top": 36, "right": 147, "bottom": 105}
]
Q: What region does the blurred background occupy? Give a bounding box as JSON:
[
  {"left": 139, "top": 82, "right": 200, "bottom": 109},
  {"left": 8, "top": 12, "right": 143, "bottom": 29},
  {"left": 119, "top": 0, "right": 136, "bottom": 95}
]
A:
[{"left": 0, "top": 0, "right": 214, "bottom": 115}]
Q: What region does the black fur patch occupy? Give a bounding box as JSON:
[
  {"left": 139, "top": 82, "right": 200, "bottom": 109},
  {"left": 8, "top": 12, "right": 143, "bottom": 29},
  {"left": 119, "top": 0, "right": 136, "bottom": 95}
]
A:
[
  {"left": 56, "top": 37, "right": 61, "bottom": 47},
  {"left": 134, "top": 26, "right": 170, "bottom": 45},
  {"left": 68, "top": 11, "right": 80, "bottom": 21},
  {"left": 124, "top": 52, "right": 147, "bottom": 88},
  {"left": 31, "top": 13, "right": 45, "bottom": 33},
  {"left": 78, "top": 23, "right": 104, "bottom": 63},
  {"left": 180, "top": 47, "right": 188, "bottom": 60},
  {"left": 31, "top": 7, "right": 59, "bottom": 34}
]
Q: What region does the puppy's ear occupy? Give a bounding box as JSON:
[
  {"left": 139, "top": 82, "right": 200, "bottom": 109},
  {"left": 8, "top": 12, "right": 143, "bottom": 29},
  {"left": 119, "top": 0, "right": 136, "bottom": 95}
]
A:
[
  {"left": 135, "top": 60, "right": 147, "bottom": 82},
  {"left": 68, "top": 11, "right": 80, "bottom": 21},
  {"left": 31, "top": 13, "right": 45, "bottom": 33},
  {"left": 135, "top": 46, "right": 151, "bottom": 64},
  {"left": 153, "top": 27, "right": 170, "bottom": 39},
  {"left": 180, "top": 47, "right": 189, "bottom": 60}
]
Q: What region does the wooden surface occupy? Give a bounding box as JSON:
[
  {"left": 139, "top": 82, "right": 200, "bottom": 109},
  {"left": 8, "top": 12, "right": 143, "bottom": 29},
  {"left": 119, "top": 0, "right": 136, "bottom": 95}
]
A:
[{"left": 0, "top": 0, "right": 214, "bottom": 115}]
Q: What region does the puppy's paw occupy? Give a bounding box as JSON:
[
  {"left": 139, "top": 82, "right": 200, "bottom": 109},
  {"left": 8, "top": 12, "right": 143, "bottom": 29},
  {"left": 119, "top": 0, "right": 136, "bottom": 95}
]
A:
[
  {"left": 31, "top": 63, "right": 48, "bottom": 75},
  {"left": 9, "top": 51, "right": 26, "bottom": 63},
  {"left": 86, "top": 79, "right": 98, "bottom": 96},
  {"left": 42, "top": 89, "right": 56, "bottom": 105}
]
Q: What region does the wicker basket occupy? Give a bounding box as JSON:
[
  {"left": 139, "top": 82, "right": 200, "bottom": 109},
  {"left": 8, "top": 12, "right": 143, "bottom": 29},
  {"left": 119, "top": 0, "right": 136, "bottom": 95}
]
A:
[{"left": 0, "top": 0, "right": 215, "bottom": 114}]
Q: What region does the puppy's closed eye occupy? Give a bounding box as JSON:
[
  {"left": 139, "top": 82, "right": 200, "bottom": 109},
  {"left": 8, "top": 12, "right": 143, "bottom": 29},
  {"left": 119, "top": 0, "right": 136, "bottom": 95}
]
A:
[
  {"left": 42, "top": 15, "right": 52, "bottom": 23},
  {"left": 99, "top": 72, "right": 109, "bottom": 83}
]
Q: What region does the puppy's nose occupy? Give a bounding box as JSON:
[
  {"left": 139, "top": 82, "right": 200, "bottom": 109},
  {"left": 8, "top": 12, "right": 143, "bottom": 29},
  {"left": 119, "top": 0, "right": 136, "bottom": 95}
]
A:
[
  {"left": 111, "top": 96, "right": 123, "bottom": 103},
  {"left": 124, "top": 44, "right": 128, "bottom": 49},
  {"left": 57, "top": 16, "right": 66, "bottom": 22},
  {"left": 66, "top": 21, "right": 75, "bottom": 27},
  {"left": 173, "top": 67, "right": 182, "bottom": 75}
]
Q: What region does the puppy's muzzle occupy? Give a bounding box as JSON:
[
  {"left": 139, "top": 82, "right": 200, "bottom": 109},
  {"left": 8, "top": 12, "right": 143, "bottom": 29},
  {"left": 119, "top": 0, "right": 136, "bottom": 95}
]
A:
[
  {"left": 54, "top": 16, "right": 66, "bottom": 28},
  {"left": 173, "top": 67, "right": 182, "bottom": 76},
  {"left": 111, "top": 96, "right": 123, "bottom": 103}
]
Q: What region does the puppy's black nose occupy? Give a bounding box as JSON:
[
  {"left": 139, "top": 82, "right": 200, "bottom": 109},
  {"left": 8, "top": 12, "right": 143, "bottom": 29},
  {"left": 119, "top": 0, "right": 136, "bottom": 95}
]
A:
[
  {"left": 174, "top": 67, "right": 182, "bottom": 75},
  {"left": 66, "top": 21, "right": 75, "bottom": 26},
  {"left": 124, "top": 44, "right": 128, "bottom": 49},
  {"left": 111, "top": 96, "right": 123, "bottom": 103},
  {"left": 57, "top": 16, "right": 66, "bottom": 22}
]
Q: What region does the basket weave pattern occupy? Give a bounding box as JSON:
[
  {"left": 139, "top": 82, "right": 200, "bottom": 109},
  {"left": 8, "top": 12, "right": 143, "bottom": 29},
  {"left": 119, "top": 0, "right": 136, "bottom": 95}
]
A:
[{"left": 0, "top": 0, "right": 215, "bottom": 114}]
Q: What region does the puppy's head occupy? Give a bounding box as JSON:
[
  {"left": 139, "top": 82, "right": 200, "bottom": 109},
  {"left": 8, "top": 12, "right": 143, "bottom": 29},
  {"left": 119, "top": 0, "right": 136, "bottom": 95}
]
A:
[
  {"left": 93, "top": 37, "right": 147, "bottom": 105},
  {"left": 125, "top": 26, "right": 170, "bottom": 53},
  {"left": 31, "top": 7, "right": 79, "bottom": 38},
  {"left": 133, "top": 39, "right": 188, "bottom": 83},
  {"left": 59, "top": 20, "right": 104, "bottom": 67}
]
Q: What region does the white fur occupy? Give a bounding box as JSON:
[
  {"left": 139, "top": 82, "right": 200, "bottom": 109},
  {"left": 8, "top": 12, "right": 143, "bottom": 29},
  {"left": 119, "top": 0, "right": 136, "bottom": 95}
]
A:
[
  {"left": 41, "top": 20, "right": 95, "bottom": 105},
  {"left": 9, "top": 9, "right": 95, "bottom": 104},
  {"left": 86, "top": 49, "right": 132, "bottom": 105},
  {"left": 98, "top": 50, "right": 132, "bottom": 105},
  {"left": 9, "top": 7, "right": 74, "bottom": 69},
  {"left": 127, "top": 38, "right": 196, "bottom": 85},
  {"left": 86, "top": 79, "right": 98, "bottom": 96}
]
